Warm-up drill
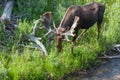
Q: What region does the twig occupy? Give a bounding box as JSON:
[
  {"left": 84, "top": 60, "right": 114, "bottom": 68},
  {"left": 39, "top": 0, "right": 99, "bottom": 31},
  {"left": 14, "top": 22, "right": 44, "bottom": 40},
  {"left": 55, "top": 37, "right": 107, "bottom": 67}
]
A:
[
  {"left": 112, "top": 44, "right": 120, "bottom": 52},
  {"left": 113, "top": 44, "right": 120, "bottom": 47},
  {"left": 99, "top": 55, "right": 120, "bottom": 59},
  {"left": 116, "top": 48, "right": 120, "bottom": 52}
]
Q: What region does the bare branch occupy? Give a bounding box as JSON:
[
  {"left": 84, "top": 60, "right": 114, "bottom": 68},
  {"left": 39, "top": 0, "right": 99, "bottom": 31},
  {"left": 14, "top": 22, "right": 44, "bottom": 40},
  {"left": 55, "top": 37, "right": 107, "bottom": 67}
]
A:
[
  {"left": 1, "top": 0, "right": 14, "bottom": 25},
  {"left": 0, "top": 0, "right": 19, "bottom": 33},
  {"left": 99, "top": 55, "right": 120, "bottom": 59},
  {"left": 112, "top": 44, "right": 120, "bottom": 52},
  {"left": 116, "top": 48, "right": 120, "bottom": 52},
  {"left": 113, "top": 44, "right": 120, "bottom": 47}
]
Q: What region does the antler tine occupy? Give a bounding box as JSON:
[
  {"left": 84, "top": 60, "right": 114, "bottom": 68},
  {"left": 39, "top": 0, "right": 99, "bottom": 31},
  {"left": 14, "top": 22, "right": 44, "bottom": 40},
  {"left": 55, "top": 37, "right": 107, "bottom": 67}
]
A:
[
  {"left": 30, "top": 36, "right": 48, "bottom": 56},
  {"left": 61, "top": 16, "right": 79, "bottom": 42},
  {"left": 44, "top": 29, "right": 52, "bottom": 37},
  {"left": 63, "top": 16, "right": 79, "bottom": 37},
  {"left": 53, "top": 21, "right": 57, "bottom": 30},
  {"left": 44, "top": 21, "right": 57, "bottom": 37},
  {"left": 31, "top": 19, "right": 41, "bottom": 36}
]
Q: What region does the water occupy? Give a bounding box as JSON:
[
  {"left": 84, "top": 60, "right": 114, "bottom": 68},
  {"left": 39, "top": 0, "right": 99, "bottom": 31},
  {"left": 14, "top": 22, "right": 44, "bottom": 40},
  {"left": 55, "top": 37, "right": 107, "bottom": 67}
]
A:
[{"left": 67, "top": 58, "right": 120, "bottom": 80}]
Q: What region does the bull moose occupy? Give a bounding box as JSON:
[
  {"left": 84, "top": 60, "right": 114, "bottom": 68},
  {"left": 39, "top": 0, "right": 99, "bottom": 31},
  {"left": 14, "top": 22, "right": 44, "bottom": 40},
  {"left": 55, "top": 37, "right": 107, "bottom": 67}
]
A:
[{"left": 56, "top": 2, "right": 105, "bottom": 52}]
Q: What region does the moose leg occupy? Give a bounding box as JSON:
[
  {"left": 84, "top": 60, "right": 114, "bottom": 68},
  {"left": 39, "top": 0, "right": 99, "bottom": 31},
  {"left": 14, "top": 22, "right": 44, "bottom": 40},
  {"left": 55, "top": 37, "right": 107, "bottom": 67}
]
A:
[
  {"left": 72, "top": 29, "right": 79, "bottom": 44},
  {"left": 72, "top": 34, "right": 78, "bottom": 45},
  {"left": 71, "top": 30, "right": 78, "bottom": 53},
  {"left": 97, "top": 21, "right": 102, "bottom": 39},
  {"left": 97, "top": 10, "right": 104, "bottom": 39},
  {"left": 76, "top": 29, "right": 88, "bottom": 42}
]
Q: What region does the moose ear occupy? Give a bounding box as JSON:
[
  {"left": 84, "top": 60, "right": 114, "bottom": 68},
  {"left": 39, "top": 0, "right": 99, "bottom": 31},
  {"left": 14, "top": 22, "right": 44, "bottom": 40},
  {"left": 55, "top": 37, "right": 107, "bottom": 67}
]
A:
[
  {"left": 47, "top": 12, "right": 52, "bottom": 20},
  {"left": 42, "top": 11, "right": 52, "bottom": 20}
]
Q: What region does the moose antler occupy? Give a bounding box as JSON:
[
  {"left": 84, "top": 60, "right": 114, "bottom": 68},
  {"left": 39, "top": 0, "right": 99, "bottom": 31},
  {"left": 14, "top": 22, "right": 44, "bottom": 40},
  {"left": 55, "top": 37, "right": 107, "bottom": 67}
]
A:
[
  {"left": 30, "top": 36, "right": 48, "bottom": 56},
  {"left": 31, "top": 11, "right": 56, "bottom": 36},
  {"left": 29, "top": 12, "right": 57, "bottom": 55},
  {"left": 62, "top": 16, "right": 79, "bottom": 41},
  {"left": 30, "top": 18, "right": 48, "bottom": 56},
  {"left": 44, "top": 21, "right": 56, "bottom": 37},
  {"left": 40, "top": 12, "right": 52, "bottom": 31},
  {"left": 39, "top": 12, "right": 56, "bottom": 37}
]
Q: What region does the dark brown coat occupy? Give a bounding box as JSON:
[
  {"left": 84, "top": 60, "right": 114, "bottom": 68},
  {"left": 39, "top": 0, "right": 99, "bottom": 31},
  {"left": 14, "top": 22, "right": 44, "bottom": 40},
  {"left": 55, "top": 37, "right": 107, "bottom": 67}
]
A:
[{"left": 56, "top": 2, "right": 105, "bottom": 52}]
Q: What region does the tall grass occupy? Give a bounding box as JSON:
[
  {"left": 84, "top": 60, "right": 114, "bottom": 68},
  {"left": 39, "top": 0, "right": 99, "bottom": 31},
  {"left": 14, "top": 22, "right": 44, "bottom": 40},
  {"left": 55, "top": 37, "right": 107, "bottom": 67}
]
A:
[{"left": 0, "top": 0, "right": 120, "bottom": 80}]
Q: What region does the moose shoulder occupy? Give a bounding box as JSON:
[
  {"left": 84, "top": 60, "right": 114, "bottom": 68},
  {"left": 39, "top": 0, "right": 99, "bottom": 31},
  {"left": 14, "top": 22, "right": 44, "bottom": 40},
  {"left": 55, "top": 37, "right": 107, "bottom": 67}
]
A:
[{"left": 56, "top": 2, "right": 105, "bottom": 52}]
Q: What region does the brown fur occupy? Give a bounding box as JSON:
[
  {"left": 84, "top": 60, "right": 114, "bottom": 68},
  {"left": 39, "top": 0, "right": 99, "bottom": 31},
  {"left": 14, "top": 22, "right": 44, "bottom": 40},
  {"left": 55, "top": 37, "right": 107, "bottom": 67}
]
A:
[{"left": 56, "top": 2, "right": 105, "bottom": 52}]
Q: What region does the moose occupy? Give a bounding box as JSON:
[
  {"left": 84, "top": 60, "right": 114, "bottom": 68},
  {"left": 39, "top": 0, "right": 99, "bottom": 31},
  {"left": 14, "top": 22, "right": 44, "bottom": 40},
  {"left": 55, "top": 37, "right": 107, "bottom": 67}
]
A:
[{"left": 56, "top": 2, "right": 105, "bottom": 52}]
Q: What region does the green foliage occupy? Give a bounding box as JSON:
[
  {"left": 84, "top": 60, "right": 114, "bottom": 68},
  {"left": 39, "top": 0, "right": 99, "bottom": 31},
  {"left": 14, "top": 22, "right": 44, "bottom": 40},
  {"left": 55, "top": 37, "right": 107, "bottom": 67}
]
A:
[
  {"left": 7, "top": 50, "right": 47, "bottom": 80},
  {"left": 103, "top": 1, "right": 120, "bottom": 43},
  {"left": 14, "top": 0, "right": 48, "bottom": 20},
  {"left": 0, "top": 53, "right": 8, "bottom": 79},
  {"left": 0, "top": 0, "right": 120, "bottom": 80},
  {"left": 18, "top": 20, "right": 32, "bottom": 35}
]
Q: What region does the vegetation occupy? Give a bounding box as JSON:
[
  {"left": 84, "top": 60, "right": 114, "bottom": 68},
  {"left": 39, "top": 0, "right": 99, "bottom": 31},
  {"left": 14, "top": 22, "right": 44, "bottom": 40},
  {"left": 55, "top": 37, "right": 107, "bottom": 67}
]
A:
[{"left": 0, "top": 0, "right": 120, "bottom": 80}]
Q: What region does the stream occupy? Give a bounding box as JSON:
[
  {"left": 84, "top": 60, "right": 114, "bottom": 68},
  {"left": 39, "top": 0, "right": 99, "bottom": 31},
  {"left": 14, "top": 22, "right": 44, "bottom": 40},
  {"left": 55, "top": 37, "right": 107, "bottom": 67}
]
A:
[{"left": 67, "top": 58, "right": 120, "bottom": 80}]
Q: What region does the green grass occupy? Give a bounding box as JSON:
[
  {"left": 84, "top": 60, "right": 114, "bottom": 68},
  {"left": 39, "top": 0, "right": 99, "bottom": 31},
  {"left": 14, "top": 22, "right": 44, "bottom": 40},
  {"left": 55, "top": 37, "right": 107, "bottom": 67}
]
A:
[{"left": 0, "top": 0, "right": 120, "bottom": 80}]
